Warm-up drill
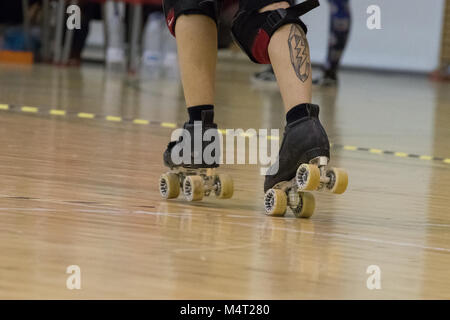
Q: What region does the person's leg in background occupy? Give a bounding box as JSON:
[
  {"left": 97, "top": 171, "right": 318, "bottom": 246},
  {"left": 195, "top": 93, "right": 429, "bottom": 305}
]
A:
[
  {"left": 313, "top": 0, "right": 351, "bottom": 86},
  {"left": 69, "top": 2, "right": 102, "bottom": 66},
  {"left": 140, "top": 3, "right": 165, "bottom": 76},
  {"left": 250, "top": 64, "right": 277, "bottom": 86},
  {"left": 218, "top": 0, "right": 239, "bottom": 49}
]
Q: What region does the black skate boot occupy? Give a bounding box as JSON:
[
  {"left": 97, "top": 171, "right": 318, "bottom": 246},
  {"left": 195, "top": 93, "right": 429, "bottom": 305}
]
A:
[
  {"left": 163, "top": 109, "right": 220, "bottom": 170},
  {"left": 263, "top": 104, "right": 348, "bottom": 218},
  {"left": 159, "top": 109, "right": 233, "bottom": 202}
]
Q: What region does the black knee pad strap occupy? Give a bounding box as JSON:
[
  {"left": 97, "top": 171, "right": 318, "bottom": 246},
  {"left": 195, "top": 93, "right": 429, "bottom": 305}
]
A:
[
  {"left": 232, "top": 0, "right": 320, "bottom": 64},
  {"left": 163, "top": 0, "right": 221, "bottom": 36}
]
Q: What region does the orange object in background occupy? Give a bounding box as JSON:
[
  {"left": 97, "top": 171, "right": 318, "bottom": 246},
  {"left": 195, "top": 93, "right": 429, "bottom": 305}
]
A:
[{"left": 0, "top": 50, "right": 33, "bottom": 64}]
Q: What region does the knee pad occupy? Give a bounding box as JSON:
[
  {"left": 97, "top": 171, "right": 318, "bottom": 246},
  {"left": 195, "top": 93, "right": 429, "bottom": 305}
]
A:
[
  {"left": 232, "top": 0, "right": 319, "bottom": 64},
  {"left": 163, "top": 0, "right": 221, "bottom": 37}
]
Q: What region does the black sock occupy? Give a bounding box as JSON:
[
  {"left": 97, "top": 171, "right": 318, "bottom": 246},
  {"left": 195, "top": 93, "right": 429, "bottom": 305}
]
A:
[
  {"left": 187, "top": 105, "right": 214, "bottom": 123},
  {"left": 286, "top": 104, "right": 311, "bottom": 125}
]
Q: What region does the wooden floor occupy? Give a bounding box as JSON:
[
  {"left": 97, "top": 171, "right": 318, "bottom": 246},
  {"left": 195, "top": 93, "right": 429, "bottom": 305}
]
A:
[{"left": 0, "top": 60, "right": 450, "bottom": 299}]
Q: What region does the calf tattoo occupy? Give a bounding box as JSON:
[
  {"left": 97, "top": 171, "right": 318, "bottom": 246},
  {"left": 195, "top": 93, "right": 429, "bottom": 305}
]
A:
[{"left": 288, "top": 25, "right": 311, "bottom": 82}]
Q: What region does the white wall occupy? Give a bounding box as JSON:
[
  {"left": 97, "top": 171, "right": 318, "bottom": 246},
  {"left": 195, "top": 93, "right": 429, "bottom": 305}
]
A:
[{"left": 303, "top": 0, "right": 446, "bottom": 72}]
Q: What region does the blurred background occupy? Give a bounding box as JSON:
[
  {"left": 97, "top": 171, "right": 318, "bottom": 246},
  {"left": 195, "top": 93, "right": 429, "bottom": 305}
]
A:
[{"left": 0, "top": 0, "right": 448, "bottom": 76}]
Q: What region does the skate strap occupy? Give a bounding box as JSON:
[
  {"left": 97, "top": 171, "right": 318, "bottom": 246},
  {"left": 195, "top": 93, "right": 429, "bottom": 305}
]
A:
[
  {"left": 201, "top": 109, "right": 214, "bottom": 124},
  {"left": 265, "top": 0, "right": 320, "bottom": 31}
]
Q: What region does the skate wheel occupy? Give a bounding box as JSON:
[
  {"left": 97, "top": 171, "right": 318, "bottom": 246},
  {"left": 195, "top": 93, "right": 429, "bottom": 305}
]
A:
[
  {"left": 183, "top": 175, "right": 204, "bottom": 201},
  {"left": 326, "top": 168, "right": 348, "bottom": 194},
  {"left": 296, "top": 164, "right": 320, "bottom": 191},
  {"left": 264, "top": 189, "right": 287, "bottom": 216},
  {"left": 216, "top": 174, "right": 234, "bottom": 199},
  {"left": 291, "top": 192, "right": 316, "bottom": 218},
  {"left": 159, "top": 173, "right": 180, "bottom": 199}
]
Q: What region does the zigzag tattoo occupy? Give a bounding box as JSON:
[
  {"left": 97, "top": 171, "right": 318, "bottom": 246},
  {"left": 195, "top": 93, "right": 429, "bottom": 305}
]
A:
[{"left": 288, "top": 25, "right": 311, "bottom": 83}]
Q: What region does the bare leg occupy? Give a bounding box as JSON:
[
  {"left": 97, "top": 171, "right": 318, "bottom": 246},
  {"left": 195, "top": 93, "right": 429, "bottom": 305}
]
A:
[
  {"left": 175, "top": 15, "right": 218, "bottom": 107},
  {"left": 261, "top": 2, "right": 312, "bottom": 112},
  {"left": 162, "top": 14, "right": 221, "bottom": 171}
]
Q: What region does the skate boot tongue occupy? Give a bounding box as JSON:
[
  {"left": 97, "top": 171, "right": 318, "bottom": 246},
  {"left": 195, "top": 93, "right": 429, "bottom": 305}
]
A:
[{"left": 201, "top": 109, "right": 214, "bottom": 124}]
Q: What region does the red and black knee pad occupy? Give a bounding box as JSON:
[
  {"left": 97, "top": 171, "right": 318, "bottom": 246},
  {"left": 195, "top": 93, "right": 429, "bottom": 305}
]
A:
[
  {"left": 163, "top": 0, "right": 222, "bottom": 37},
  {"left": 231, "top": 0, "right": 319, "bottom": 64}
]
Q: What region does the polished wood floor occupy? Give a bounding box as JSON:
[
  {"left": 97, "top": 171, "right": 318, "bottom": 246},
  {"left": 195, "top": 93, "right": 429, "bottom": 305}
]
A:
[{"left": 0, "top": 60, "right": 449, "bottom": 299}]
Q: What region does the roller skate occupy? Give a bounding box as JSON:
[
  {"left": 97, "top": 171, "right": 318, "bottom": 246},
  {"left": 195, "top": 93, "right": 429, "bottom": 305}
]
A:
[
  {"left": 263, "top": 104, "right": 348, "bottom": 218},
  {"left": 159, "top": 110, "right": 234, "bottom": 202},
  {"left": 312, "top": 68, "right": 338, "bottom": 87}
]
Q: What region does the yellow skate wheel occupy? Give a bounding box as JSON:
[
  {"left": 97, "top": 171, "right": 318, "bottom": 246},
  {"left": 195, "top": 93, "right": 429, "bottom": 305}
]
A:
[
  {"left": 291, "top": 192, "right": 316, "bottom": 218},
  {"left": 326, "top": 168, "right": 348, "bottom": 194},
  {"left": 264, "top": 189, "right": 287, "bottom": 216},
  {"left": 159, "top": 173, "right": 180, "bottom": 199},
  {"left": 216, "top": 174, "right": 234, "bottom": 199},
  {"left": 296, "top": 163, "right": 320, "bottom": 191},
  {"left": 183, "top": 175, "right": 204, "bottom": 201}
]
